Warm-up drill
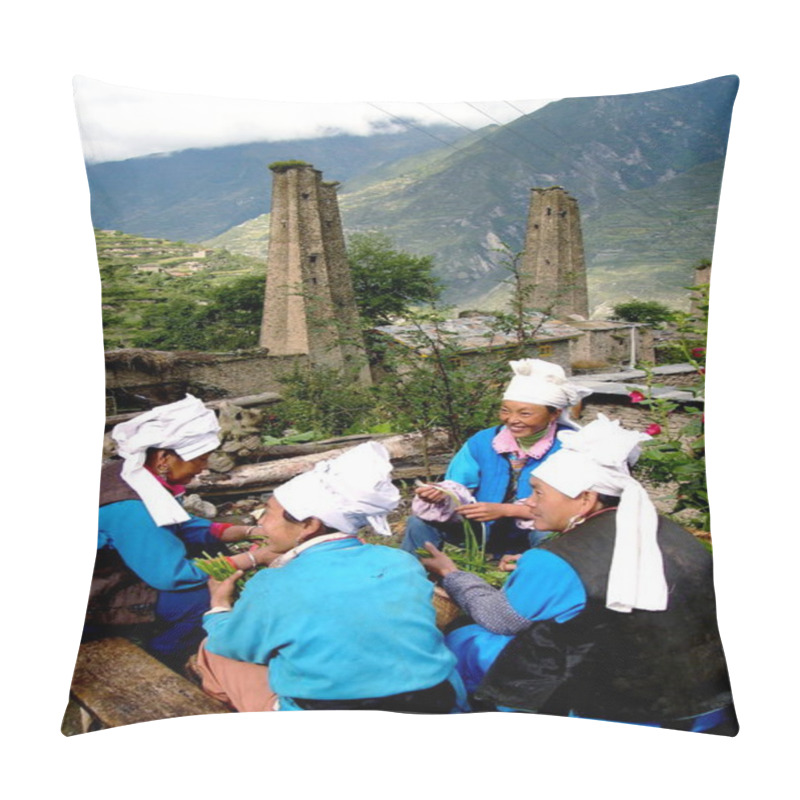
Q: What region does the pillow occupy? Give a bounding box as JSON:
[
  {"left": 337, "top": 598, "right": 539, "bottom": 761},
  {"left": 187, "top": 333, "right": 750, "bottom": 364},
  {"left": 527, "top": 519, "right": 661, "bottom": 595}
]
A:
[{"left": 63, "top": 75, "right": 739, "bottom": 736}]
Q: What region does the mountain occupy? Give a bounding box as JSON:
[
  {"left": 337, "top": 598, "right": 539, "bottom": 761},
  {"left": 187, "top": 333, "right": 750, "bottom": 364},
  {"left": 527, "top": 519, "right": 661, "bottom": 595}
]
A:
[
  {"left": 85, "top": 125, "right": 474, "bottom": 242},
  {"left": 333, "top": 75, "right": 737, "bottom": 309},
  {"left": 86, "top": 76, "right": 738, "bottom": 313}
]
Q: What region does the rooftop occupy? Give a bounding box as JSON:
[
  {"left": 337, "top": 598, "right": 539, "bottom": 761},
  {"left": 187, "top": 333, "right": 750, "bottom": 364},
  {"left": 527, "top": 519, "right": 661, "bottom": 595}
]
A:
[{"left": 373, "top": 312, "right": 582, "bottom": 354}]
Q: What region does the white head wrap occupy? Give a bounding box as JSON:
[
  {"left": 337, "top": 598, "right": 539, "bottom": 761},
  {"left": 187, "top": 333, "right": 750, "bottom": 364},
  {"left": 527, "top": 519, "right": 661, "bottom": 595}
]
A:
[
  {"left": 111, "top": 394, "right": 221, "bottom": 527},
  {"left": 533, "top": 414, "right": 667, "bottom": 614},
  {"left": 273, "top": 441, "right": 400, "bottom": 536},
  {"left": 502, "top": 359, "right": 592, "bottom": 430}
]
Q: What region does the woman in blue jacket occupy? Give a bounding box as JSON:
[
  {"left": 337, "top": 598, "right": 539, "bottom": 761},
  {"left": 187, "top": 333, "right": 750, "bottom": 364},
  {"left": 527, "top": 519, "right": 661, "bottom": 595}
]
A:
[
  {"left": 401, "top": 359, "right": 591, "bottom": 556},
  {"left": 195, "top": 442, "right": 467, "bottom": 713}
]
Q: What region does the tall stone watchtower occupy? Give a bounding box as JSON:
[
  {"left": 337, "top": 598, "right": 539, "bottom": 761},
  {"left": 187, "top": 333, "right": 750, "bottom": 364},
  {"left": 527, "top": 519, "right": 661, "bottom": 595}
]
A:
[
  {"left": 519, "top": 186, "right": 589, "bottom": 319},
  {"left": 260, "top": 162, "right": 371, "bottom": 384}
]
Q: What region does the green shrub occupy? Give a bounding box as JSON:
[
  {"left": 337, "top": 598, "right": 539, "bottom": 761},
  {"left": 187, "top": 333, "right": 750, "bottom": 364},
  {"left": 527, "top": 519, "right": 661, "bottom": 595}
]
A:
[{"left": 611, "top": 299, "right": 675, "bottom": 325}]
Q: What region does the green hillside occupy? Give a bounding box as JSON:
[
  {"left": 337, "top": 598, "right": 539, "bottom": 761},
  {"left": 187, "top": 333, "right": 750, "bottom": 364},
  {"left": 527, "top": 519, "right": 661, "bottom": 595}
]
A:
[{"left": 96, "top": 229, "right": 265, "bottom": 349}]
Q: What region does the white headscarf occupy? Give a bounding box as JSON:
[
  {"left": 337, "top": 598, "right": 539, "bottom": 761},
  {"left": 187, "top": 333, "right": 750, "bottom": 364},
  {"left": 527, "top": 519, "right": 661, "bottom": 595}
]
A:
[
  {"left": 111, "top": 394, "right": 221, "bottom": 527},
  {"left": 502, "top": 359, "right": 592, "bottom": 430},
  {"left": 533, "top": 414, "right": 667, "bottom": 614},
  {"left": 273, "top": 441, "right": 400, "bottom": 536}
]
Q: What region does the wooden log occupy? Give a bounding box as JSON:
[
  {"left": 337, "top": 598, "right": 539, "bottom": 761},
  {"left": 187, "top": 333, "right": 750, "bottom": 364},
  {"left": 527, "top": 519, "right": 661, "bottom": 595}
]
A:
[
  {"left": 254, "top": 432, "right": 394, "bottom": 460},
  {"left": 65, "top": 637, "right": 230, "bottom": 733},
  {"left": 190, "top": 430, "right": 452, "bottom": 493}
]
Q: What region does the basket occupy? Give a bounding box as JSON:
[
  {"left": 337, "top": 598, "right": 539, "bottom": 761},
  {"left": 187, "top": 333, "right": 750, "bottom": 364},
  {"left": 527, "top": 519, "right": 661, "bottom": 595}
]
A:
[{"left": 432, "top": 585, "right": 462, "bottom": 630}]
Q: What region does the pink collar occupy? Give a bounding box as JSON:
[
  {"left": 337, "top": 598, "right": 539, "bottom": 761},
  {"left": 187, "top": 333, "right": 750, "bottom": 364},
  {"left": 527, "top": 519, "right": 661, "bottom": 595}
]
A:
[
  {"left": 145, "top": 466, "right": 185, "bottom": 497},
  {"left": 492, "top": 420, "right": 558, "bottom": 460}
]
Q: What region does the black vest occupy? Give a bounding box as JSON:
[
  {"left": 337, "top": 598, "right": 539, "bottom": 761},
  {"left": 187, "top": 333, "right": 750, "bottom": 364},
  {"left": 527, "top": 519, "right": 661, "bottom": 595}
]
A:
[
  {"left": 475, "top": 511, "right": 735, "bottom": 723},
  {"left": 90, "top": 461, "right": 158, "bottom": 624},
  {"left": 99, "top": 460, "right": 141, "bottom": 507}
]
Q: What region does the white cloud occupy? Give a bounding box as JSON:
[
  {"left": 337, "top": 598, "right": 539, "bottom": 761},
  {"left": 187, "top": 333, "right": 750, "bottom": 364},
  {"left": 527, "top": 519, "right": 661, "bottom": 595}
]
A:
[{"left": 73, "top": 76, "right": 553, "bottom": 163}]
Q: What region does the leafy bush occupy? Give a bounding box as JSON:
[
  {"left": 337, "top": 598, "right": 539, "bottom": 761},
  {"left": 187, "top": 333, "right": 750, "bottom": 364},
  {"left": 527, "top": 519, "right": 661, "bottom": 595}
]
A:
[
  {"left": 267, "top": 365, "right": 380, "bottom": 439},
  {"left": 627, "top": 274, "right": 709, "bottom": 530},
  {"left": 633, "top": 397, "right": 709, "bottom": 531},
  {"left": 371, "top": 311, "right": 510, "bottom": 449},
  {"left": 612, "top": 299, "right": 675, "bottom": 325},
  {"left": 133, "top": 274, "right": 265, "bottom": 351}
]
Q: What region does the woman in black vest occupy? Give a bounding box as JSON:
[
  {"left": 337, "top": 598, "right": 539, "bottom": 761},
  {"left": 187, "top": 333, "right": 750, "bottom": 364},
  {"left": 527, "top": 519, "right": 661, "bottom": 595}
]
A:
[
  {"left": 91, "top": 395, "right": 275, "bottom": 668},
  {"left": 420, "top": 414, "right": 737, "bottom": 734}
]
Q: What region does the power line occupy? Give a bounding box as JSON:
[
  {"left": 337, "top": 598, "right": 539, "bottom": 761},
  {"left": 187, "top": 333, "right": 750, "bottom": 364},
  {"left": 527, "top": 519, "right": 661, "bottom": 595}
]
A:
[{"left": 366, "top": 99, "right": 719, "bottom": 242}]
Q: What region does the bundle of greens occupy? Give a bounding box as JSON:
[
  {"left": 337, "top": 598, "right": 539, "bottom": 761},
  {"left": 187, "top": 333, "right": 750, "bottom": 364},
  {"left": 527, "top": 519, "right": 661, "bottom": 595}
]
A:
[
  {"left": 415, "top": 489, "right": 507, "bottom": 588},
  {"left": 193, "top": 551, "right": 260, "bottom": 593}
]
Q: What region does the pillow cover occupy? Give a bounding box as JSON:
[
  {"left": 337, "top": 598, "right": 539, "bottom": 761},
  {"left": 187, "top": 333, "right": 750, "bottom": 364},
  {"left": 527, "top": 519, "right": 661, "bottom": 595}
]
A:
[{"left": 63, "top": 74, "right": 739, "bottom": 736}]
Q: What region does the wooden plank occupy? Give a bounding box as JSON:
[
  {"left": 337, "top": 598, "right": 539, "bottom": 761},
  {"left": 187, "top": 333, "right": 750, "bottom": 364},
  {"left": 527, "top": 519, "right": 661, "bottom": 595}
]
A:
[{"left": 69, "top": 638, "right": 230, "bottom": 731}]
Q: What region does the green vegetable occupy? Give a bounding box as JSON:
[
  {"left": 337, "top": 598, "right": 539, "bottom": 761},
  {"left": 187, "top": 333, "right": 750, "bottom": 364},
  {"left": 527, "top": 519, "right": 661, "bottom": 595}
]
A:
[
  {"left": 194, "top": 551, "right": 252, "bottom": 592},
  {"left": 413, "top": 490, "right": 505, "bottom": 588}
]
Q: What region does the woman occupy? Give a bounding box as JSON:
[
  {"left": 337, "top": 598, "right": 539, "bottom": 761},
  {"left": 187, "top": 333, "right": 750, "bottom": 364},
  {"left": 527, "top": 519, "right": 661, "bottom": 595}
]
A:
[
  {"left": 401, "top": 358, "right": 591, "bottom": 556},
  {"left": 91, "top": 394, "right": 274, "bottom": 667},
  {"left": 195, "top": 441, "right": 467, "bottom": 713},
  {"left": 421, "top": 415, "right": 737, "bottom": 734}
]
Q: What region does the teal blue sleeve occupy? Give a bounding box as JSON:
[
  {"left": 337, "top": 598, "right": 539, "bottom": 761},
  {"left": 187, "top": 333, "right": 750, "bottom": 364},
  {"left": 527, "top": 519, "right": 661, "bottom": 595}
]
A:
[
  {"left": 173, "top": 514, "right": 216, "bottom": 546},
  {"left": 98, "top": 500, "right": 210, "bottom": 591},
  {"left": 502, "top": 549, "right": 586, "bottom": 623},
  {"left": 203, "top": 570, "right": 279, "bottom": 663},
  {"left": 445, "top": 442, "right": 481, "bottom": 489}
]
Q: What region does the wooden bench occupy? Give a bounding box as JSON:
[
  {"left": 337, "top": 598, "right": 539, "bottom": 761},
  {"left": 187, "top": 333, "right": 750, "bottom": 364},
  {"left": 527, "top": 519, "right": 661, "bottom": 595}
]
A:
[{"left": 63, "top": 637, "right": 230, "bottom": 734}]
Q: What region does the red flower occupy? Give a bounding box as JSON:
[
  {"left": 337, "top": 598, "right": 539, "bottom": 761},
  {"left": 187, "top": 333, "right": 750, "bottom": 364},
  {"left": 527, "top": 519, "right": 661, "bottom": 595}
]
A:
[
  {"left": 629, "top": 391, "right": 645, "bottom": 403},
  {"left": 699, "top": 367, "right": 705, "bottom": 375},
  {"left": 691, "top": 346, "right": 706, "bottom": 359},
  {"left": 645, "top": 423, "right": 662, "bottom": 436}
]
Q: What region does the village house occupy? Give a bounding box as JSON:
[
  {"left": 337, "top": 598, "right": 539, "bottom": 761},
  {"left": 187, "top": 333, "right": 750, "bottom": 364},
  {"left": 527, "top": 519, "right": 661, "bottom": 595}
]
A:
[
  {"left": 370, "top": 311, "right": 653, "bottom": 378},
  {"left": 566, "top": 318, "right": 655, "bottom": 371},
  {"left": 370, "top": 312, "right": 582, "bottom": 378}
]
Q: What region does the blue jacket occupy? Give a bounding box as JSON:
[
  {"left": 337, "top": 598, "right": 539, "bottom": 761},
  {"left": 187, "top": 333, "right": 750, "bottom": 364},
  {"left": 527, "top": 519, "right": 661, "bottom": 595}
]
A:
[
  {"left": 203, "top": 538, "right": 461, "bottom": 704},
  {"left": 444, "top": 425, "right": 569, "bottom": 538},
  {"left": 98, "top": 500, "right": 216, "bottom": 592}
]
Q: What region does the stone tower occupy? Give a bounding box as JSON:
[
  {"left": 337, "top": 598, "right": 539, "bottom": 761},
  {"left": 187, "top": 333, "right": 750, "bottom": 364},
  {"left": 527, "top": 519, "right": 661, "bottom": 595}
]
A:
[
  {"left": 260, "top": 162, "right": 371, "bottom": 384},
  {"left": 519, "top": 186, "right": 589, "bottom": 319}
]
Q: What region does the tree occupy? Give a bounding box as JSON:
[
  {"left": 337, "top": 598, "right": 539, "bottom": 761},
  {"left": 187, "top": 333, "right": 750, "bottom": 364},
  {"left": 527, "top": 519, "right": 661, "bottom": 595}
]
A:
[
  {"left": 611, "top": 299, "right": 675, "bottom": 326},
  {"left": 134, "top": 273, "right": 265, "bottom": 351},
  {"left": 347, "top": 232, "right": 442, "bottom": 325}
]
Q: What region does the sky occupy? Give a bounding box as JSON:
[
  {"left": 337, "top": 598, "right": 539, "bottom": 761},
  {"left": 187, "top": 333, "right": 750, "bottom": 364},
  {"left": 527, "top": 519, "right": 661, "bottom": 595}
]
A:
[
  {"left": 5, "top": 0, "right": 798, "bottom": 795},
  {"left": 74, "top": 75, "right": 554, "bottom": 163}
]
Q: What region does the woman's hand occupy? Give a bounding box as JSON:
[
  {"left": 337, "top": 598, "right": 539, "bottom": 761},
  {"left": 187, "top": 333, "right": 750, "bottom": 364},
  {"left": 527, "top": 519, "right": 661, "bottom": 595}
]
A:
[
  {"left": 455, "top": 502, "right": 511, "bottom": 522},
  {"left": 498, "top": 553, "right": 522, "bottom": 573},
  {"left": 418, "top": 542, "right": 459, "bottom": 578},
  {"left": 415, "top": 484, "right": 448, "bottom": 504},
  {"left": 207, "top": 571, "right": 243, "bottom": 609}
]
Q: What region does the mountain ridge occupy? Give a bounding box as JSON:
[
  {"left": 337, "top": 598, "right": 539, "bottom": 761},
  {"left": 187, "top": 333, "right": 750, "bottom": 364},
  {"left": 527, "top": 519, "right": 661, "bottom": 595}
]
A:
[{"left": 85, "top": 76, "right": 738, "bottom": 314}]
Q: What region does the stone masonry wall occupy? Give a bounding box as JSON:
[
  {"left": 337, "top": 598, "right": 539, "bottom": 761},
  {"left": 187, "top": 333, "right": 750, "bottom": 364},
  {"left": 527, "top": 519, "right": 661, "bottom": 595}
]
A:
[
  {"left": 105, "top": 352, "right": 308, "bottom": 407},
  {"left": 260, "top": 164, "right": 370, "bottom": 382},
  {"left": 521, "top": 187, "right": 589, "bottom": 319}
]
